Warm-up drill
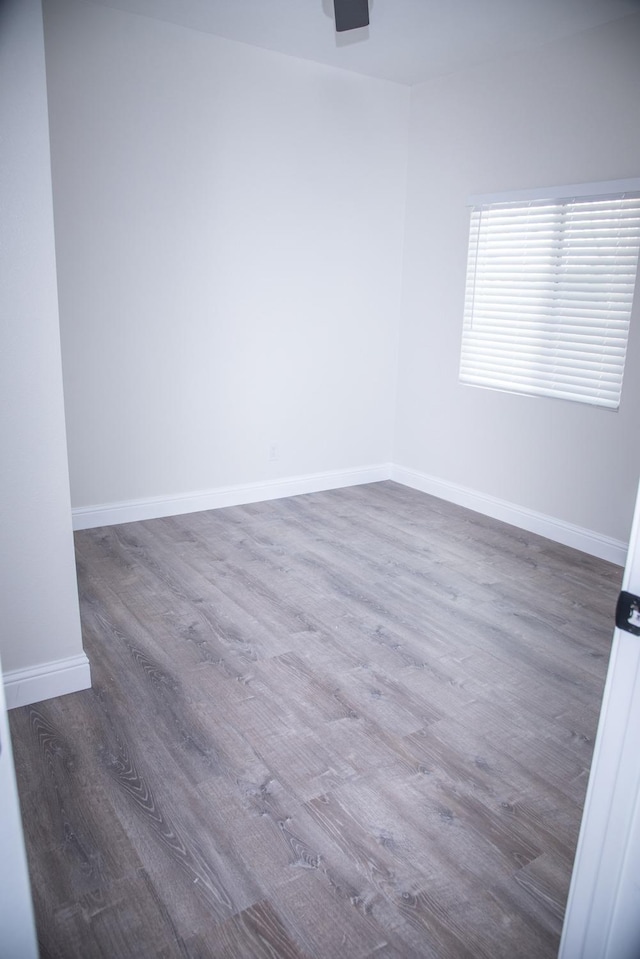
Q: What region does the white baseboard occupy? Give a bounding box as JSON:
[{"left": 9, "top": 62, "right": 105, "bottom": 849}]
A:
[
  {"left": 16, "top": 466, "right": 622, "bottom": 712},
  {"left": 72, "top": 464, "right": 393, "bottom": 531},
  {"left": 70, "top": 461, "right": 627, "bottom": 566},
  {"left": 4, "top": 653, "right": 92, "bottom": 710},
  {"left": 392, "top": 465, "right": 628, "bottom": 566}
]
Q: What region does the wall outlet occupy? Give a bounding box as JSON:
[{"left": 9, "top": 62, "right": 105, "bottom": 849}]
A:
[{"left": 268, "top": 444, "right": 279, "bottom": 462}]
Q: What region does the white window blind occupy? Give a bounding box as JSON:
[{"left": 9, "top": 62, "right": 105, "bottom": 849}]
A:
[{"left": 460, "top": 183, "right": 640, "bottom": 410}]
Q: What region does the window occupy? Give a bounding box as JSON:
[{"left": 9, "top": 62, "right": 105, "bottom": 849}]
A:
[{"left": 460, "top": 179, "right": 640, "bottom": 410}]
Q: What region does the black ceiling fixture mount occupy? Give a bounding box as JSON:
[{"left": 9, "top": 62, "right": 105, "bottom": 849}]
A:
[{"left": 333, "top": 0, "right": 369, "bottom": 32}]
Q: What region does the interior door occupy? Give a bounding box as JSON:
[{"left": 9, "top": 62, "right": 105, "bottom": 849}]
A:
[
  {"left": 559, "top": 480, "right": 640, "bottom": 958},
  {"left": 0, "top": 655, "right": 39, "bottom": 959}
]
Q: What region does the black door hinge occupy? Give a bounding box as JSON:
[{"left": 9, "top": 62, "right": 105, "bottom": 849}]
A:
[{"left": 615, "top": 591, "right": 640, "bottom": 636}]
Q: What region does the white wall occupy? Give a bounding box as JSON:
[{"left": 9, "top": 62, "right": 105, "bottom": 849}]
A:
[
  {"left": 0, "top": 0, "right": 88, "bottom": 700},
  {"left": 395, "top": 14, "right": 640, "bottom": 544},
  {"left": 43, "top": 0, "right": 409, "bottom": 511},
  {"left": 0, "top": 653, "right": 38, "bottom": 957}
]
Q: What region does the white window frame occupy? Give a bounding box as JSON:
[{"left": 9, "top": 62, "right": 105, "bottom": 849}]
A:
[{"left": 460, "top": 178, "right": 640, "bottom": 411}]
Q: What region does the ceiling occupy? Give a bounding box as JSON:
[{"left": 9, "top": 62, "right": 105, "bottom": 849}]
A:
[{"left": 85, "top": 0, "right": 640, "bottom": 86}]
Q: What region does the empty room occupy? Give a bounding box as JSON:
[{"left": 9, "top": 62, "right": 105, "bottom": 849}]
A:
[{"left": 2, "top": 0, "right": 640, "bottom": 956}]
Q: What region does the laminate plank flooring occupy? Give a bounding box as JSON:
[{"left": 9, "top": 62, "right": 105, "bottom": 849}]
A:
[{"left": 9, "top": 481, "right": 622, "bottom": 958}]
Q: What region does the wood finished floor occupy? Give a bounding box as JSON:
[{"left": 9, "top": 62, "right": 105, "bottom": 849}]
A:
[{"left": 9, "top": 482, "right": 622, "bottom": 958}]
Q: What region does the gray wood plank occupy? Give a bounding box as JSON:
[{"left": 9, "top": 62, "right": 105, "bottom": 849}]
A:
[{"left": 9, "top": 482, "right": 620, "bottom": 958}]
